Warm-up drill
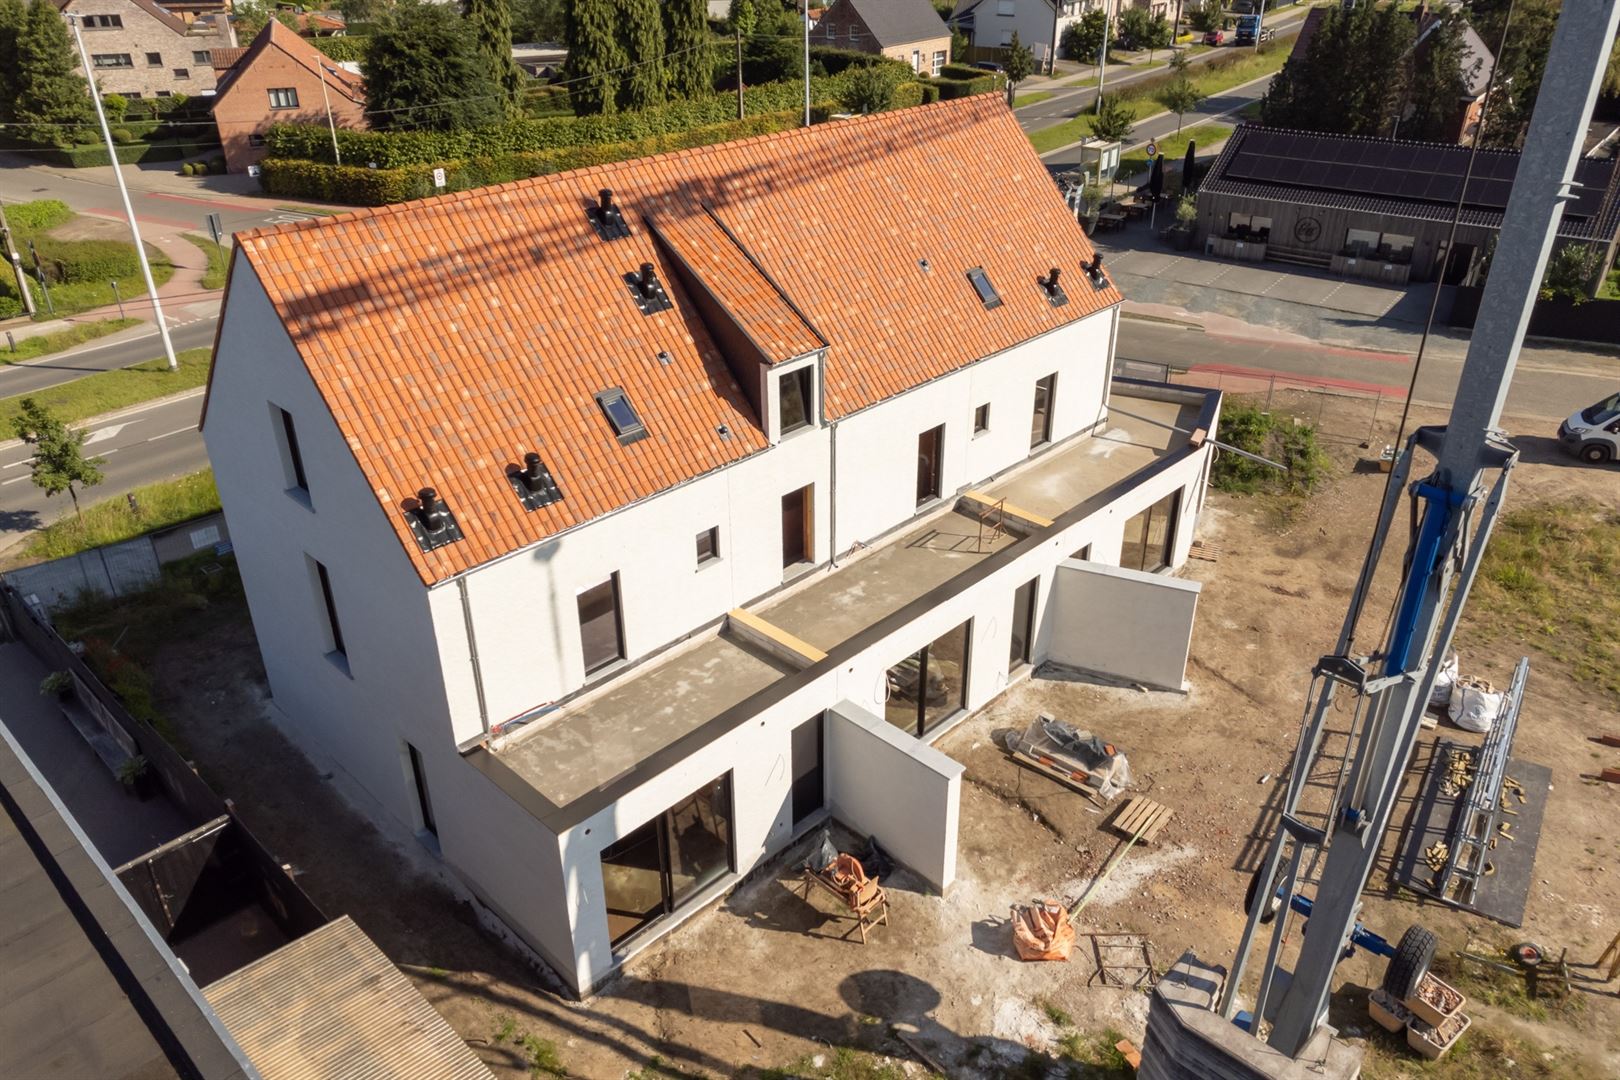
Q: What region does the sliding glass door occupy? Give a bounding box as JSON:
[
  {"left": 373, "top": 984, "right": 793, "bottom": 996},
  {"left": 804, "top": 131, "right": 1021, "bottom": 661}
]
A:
[
  {"left": 885, "top": 620, "right": 971, "bottom": 737},
  {"left": 1120, "top": 489, "right": 1181, "bottom": 573},
  {"left": 600, "top": 774, "right": 734, "bottom": 947}
]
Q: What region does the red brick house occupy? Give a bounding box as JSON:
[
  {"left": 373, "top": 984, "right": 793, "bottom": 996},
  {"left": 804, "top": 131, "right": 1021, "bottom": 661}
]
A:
[
  {"left": 816, "top": 0, "right": 952, "bottom": 75},
  {"left": 211, "top": 19, "right": 365, "bottom": 173}
]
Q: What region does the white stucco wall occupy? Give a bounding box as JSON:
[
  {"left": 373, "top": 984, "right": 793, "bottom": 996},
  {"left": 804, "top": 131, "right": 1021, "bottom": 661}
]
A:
[
  {"left": 202, "top": 255, "right": 463, "bottom": 839},
  {"left": 826, "top": 701, "right": 963, "bottom": 891},
  {"left": 1047, "top": 560, "right": 1201, "bottom": 690}
]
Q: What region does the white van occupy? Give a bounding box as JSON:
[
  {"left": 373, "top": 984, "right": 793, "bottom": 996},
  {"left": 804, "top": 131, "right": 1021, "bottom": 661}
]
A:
[{"left": 1558, "top": 391, "right": 1620, "bottom": 465}]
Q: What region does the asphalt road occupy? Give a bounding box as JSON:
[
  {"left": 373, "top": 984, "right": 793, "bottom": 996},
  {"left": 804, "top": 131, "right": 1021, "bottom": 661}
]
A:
[
  {"left": 0, "top": 390, "right": 205, "bottom": 547},
  {"left": 1042, "top": 77, "right": 1271, "bottom": 176},
  {"left": 1, "top": 312, "right": 220, "bottom": 399}
]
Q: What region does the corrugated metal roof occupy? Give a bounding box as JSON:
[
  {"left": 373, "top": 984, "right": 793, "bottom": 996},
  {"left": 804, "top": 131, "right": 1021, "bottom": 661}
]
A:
[{"left": 202, "top": 917, "right": 494, "bottom": 1080}]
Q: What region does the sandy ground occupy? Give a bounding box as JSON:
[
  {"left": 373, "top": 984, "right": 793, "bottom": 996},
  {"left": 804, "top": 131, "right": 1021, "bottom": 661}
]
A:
[{"left": 142, "top": 395, "right": 1619, "bottom": 1079}]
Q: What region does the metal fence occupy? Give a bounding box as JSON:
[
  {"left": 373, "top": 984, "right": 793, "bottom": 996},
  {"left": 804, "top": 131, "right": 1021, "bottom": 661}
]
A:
[{"left": 2, "top": 512, "right": 230, "bottom": 616}]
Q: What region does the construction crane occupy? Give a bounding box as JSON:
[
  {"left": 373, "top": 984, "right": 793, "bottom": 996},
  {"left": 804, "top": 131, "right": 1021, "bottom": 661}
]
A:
[{"left": 1143, "top": 2, "right": 1620, "bottom": 1075}]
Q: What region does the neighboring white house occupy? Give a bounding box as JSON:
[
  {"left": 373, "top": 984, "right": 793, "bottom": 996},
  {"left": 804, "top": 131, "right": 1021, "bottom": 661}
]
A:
[
  {"left": 202, "top": 94, "right": 1221, "bottom": 996},
  {"left": 949, "top": 0, "right": 1087, "bottom": 68}
]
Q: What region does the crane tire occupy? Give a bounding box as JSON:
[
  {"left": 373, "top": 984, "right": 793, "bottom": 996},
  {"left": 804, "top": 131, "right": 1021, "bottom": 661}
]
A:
[
  {"left": 1381, "top": 924, "right": 1437, "bottom": 1001},
  {"left": 1243, "top": 865, "right": 1285, "bottom": 925}
]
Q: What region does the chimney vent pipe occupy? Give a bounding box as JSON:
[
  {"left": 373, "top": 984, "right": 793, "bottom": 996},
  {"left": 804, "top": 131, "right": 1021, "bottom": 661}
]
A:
[
  {"left": 523, "top": 452, "right": 543, "bottom": 486},
  {"left": 599, "top": 188, "right": 614, "bottom": 212},
  {"left": 417, "top": 486, "right": 444, "bottom": 532}
]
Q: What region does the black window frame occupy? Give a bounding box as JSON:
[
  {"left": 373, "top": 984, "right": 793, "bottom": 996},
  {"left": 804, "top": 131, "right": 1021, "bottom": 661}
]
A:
[
  {"left": 277, "top": 406, "right": 309, "bottom": 494},
  {"left": 406, "top": 742, "right": 437, "bottom": 838},
  {"left": 695, "top": 526, "right": 720, "bottom": 566},
  {"left": 192, "top": 50, "right": 210, "bottom": 64},
  {"left": 595, "top": 387, "right": 648, "bottom": 445},
  {"left": 145, "top": 51, "right": 162, "bottom": 66},
  {"left": 966, "top": 267, "right": 1003, "bottom": 310},
  {"left": 973, "top": 403, "right": 991, "bottom": 434},
  {"left": 173, "top": 67, "right": 190, "bottom": 79},
  {"left": 314, "top": 559, "right": 345, "bottom": 658},
  {"left": 92, "top": 53, "right": 134, "bottom": 68}
]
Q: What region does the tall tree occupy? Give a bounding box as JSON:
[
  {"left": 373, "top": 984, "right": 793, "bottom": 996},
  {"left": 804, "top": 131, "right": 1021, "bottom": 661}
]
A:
[
  {"left": 13, "top": 0, "right": 95, "bottom": 148},
  {"left": 1091, "top": 93, "right": 1135, "bottom": 142},
  {"left": 364, "top": 0, "right": 505, "bottom": 130},
  {"left": 1188, "top": 0, "right": 1221, "bottom": 34},
  {"left": 1143, "top": 13, "right": 1173, "bottom": 62},
  {"left": 1002, "top": 31, "right": 1034, "bottom": 105},
  {"left": 664, "top": 0, "right": 713, "bottom": 100},
  {"left": 618, "top": 0, "right": 667, "bottom": 110},
  {"left": 510, "top": 0, "right": 565, "bottom": 42},
  {"left": 10, "top": 399, "right": 103, "bottom": 520},
  {"left": 0, "top": 0, "right": 26, "bottom": 124},
  {"left": 1399, "top": 12, "right": 1478, "bottom": 141},
  {"left": 1261, "top": 1, "right": 1414, "bottom": 136},
  {"left": 565, "top": 0, "right": 626, "bottom": 115},
  {"left": 1118, "top": 6, "right": 1153, "bottom": 51},
  {"left": 466, "top": 0, "right": 525, "bottom": 113},
  {"left": 1061, "top": 10, "right": 1109, "bottom": 63}
]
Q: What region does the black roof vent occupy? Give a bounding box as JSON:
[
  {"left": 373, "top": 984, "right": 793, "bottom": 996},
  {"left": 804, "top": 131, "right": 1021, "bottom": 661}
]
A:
[
  {"left": 405, "top": 486, "right": 463, "bottom": 552},
  {"left": 624, "top": 261, "right": 673, "bottom": 315},
  {"left": 587, "top": 188, "right": 630, "bottom": 241},
  {"left": 1039, "top": 266, "right": 1069, "bottom": 307},
  {"left": 508, "top": 452, "right": 564, "bottom": 511},
  {"left": 1083, "top": 253, "right": 1107, "bottom": 288},
  {"left": 966, "top": 266, "right": 1002, "bottom": 310}
]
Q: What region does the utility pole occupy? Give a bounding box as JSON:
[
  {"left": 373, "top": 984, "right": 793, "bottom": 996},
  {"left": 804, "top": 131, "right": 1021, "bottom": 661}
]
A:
[
  {"left": 0, "top": 197, "right": 38, "bottom": 318},
  {"left": 1096, "top": 11, "right": 1110, "bottom": 114},
  {"left": 802, "top": 0, "right": 812, "bottom": 126},
  {"left": 736, "top": 26, "right": 746, "bottom": 120},
  {"left": 67, "top": 13, "right": 178, "bottom": 372},
  {"left": 318, "top": 62, "right": 343, "bottom": 166}
]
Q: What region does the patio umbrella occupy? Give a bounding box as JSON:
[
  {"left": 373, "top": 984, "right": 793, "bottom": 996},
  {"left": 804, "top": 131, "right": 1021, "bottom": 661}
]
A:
[
  {"left": 1182, "top": 140, "right": 1198, "bottom": 194},
  {"left": 1148, "top": 154, "right": 1165, "bottom": 228}
]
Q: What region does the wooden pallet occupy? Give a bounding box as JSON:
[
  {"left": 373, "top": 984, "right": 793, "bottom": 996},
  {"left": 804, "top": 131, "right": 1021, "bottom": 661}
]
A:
[
  {"left": 1109, "top": 796, "right": 1174, "bottom": 845},
  {"left": 1188, "top": 539, "right": 1225, "bottom": 563}
]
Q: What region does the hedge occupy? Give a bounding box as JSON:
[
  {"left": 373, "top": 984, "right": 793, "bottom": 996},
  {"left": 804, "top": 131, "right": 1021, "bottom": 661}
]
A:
[
  {"left": 4, "top": 199, "right": 72, "bottom": 233},
  {"left": 267, "top": 73, "right": 875, "bottom": 167},
  {"left": 809, "top": 45, "right": 910, "bottom": 75},
  {"left": 934, "top": 72, "right": 1002, "bottom": 99},
  {"left": 43, "top": 141, "right": 193, "bottom": 167},
  {"left": 313, "top": 35, "right": 370, "bottom": 63},
  {"left": 259, "top": 109, "right": 821, "bottom": 205},
  {"left": 31, "top": 238, "right": 143, "bottom": 284}
]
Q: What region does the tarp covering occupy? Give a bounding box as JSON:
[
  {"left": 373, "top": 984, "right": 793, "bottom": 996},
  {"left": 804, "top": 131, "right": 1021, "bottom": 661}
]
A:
[{"left": 1002, "top": 716, "right": 1132, "bottom": 799}]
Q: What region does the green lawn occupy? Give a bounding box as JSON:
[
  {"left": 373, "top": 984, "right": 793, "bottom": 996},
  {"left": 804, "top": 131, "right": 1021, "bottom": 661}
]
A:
[
  {"left": 181, "top": 233, "right": 230, "bottom": 290},
  {"left": 1599, "top": 265, "right": 1620, "bottom": 300},
  {"left": 1118, "top": 124, "right": 1234, "bottom": 181},
  {"left": 0, "top": 347, "right": 210, "bottom": 430},
  {"left": 1, "top": 318, "right": 142, "bottom": 364},
  {"left": 1014, "top": 90, "right": 1057, "bottom": 108},
  {"left": 0, "top": 198, "right": 176, "bottom": 320},
  {"left": 20, "top": 469, "right": 221, "bottom": 562}
]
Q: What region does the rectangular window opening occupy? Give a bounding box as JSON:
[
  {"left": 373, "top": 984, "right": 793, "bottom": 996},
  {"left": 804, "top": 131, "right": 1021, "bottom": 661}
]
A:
[
  {"left": 1120, "top": 489, "right": 1182, "bottom": 573},
  {"left": 973, "top": 403, "right": 991, "bottom": 434},
  {"left": 578, "top": 573, "right": 625, "bottom": 675},
  {"left": 778, "top": 366, "right": 814, "bottom": 435},
  {"left": 601, "top": 774, "right": 734, "bottom": 947},
  {"left": 93, "top": 54, "right": 134, "bottom": 68},
  {"left": 268, "top": 87, "right": 300, "bottom": 109},
  {"left": 790, "top": 715, "right": 824, "bottom": 826},
  {"left": 696, "top": 526, "right": 720, "bottom": 566},
  {"left": 916, "top": 424, "right": 944, "bottom": 506},
  {"left": 596, "top": 387, "right": 648, "bottom": 444},
  {"left": 173, "top": 68, "right": 189, "bottom": 79},
  {"left": 314, "top": 558, "right": 345, "bottom": 659},
  {"left": 966, "top": 267, "right": 1003, "bottom": 309},
  {"left": 407, "top": 743, "right": 437, "bottom": 838},
  {"left": 275, "top": 406, "right": 309, "bottom": 495},
  {"left": 1030, "top": 373, "right": 1056, "bottom": 449},
  {"left": 145, "top": 52, "right": 162, "bottom": 66},
  {"left": 885, "top": 621, "right": 971, "bottom": 738}
]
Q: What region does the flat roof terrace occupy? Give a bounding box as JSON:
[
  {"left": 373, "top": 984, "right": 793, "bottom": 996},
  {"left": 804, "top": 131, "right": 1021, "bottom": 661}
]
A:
[{"left": 489, "top": 388, "right": 1199, "bottom": 812}]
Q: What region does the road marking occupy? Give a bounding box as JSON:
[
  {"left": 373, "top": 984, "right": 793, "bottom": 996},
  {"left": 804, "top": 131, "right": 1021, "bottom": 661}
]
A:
[
  {"left": 147, "top": 426, "right": 196, "bottom": 442},
  {"left": 83, "top": 423, "right": 130, "bottom": 445},
  {"left": 2, "top": 475, "right": 28, "bottom": 485},
  {"left": 2, "top": 457, "right": 31, "bottom": 470}
]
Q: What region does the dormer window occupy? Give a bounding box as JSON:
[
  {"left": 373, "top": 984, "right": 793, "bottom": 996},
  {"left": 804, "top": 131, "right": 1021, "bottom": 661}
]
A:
[
  {"left": 778, "top": 367, "right": 814, "bottom": 435},
  {"left": 596, "top": 387, "right": 648, "bottom": 445},
  {"left": 966, "top": 267, "right": 1002, "bottom": 310}
]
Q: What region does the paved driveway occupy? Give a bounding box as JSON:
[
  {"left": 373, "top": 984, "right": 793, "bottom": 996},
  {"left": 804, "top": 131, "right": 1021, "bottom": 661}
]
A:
[{"left": 1105, "top": 248, "right": 1408, "bottom": 319}]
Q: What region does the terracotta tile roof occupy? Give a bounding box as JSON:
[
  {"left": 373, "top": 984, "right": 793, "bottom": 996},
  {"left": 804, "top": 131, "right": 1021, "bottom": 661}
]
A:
[
  {"left": 214, "top": 20, "right": 364, "bottom": 106},
  {"left": 210, "top": 45, "right": 247, "bottom": 70},
  {"left": 218, "top": 96, "right": 1119, "bottom": 584}
]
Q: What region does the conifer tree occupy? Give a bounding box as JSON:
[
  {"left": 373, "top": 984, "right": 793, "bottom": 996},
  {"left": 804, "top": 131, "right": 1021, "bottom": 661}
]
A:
[
  {"left": 617, "top": 0, "right": 667, "bottom": 110},
  {"left": 564, "top": 0, "right": 626, "bottom": 115},
  {"left": 466, "top": 0, "right": 525, "bottom": 114},
  {"left": 664, "top": 0, "right": 713, "bottom": 100},
  {"left": 0, "top": 0, "right": 27, "bottom": 125},
  {"left": 14, "top": 0, "right": 95, "bottom": 147},
  {"left": 364, "top": 0, "right": 504, "bottom": 130}
]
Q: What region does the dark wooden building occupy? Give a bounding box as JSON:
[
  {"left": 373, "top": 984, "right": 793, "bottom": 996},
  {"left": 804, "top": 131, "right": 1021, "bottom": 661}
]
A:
[{"left": 1194, "top": 125, "right": 1620, "bottom": 288}]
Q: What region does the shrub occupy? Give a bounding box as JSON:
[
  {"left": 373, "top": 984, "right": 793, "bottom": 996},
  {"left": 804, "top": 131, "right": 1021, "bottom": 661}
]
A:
[
  {"left": 938, "top": 63, "right": 984, "bottom": 80},
  {"left": 109, "top": 127, "right": 136, "bottom": 144},
  {"left": 32, "top": 238, "right": 143, "bottom": 284},
  {"left": 810, "top": 45, "right": 906, "bottom": 76},
  {"left": 102, "top": 93, "right": 129, "bottom": 122},
  {"left": 1211, "top": 405, "right": 1329, "bottom": 495},
  {"left": 209, "top": 157, "right": 226, "bottom": 174},
  {"left": 935, "top": 71, "right": 1002, "bottom": 99},
  {"left": 180, "top": 162, "right": 194, "bottom": 175},
  {"left": 4, "top": 199, "right": 72, "bottom": 233},
  {"left": 313, "top": 35, "right": 370, "bottom": 63}
]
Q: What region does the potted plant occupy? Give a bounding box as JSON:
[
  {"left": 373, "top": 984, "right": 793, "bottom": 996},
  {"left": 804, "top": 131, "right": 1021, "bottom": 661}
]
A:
[
  {"left": 1171, "top": 194, "right": 1198, "bottom": 251},
  {"left": 117, "top": 755, "right": 155, "bottom": 800},
  {"left": 1081, "top": 180, "right": 1106, "bottom": 234},
  {"left": 39, "top": 671, "right": 74, "bottom": 702}
]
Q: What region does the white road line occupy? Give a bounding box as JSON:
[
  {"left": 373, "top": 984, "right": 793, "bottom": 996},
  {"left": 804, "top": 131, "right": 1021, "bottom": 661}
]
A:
[
  {"left": 2, "top": 475, "right": 28, "bottom": 485},
  {"left": 146, "top": 426, "right": 196, "bottom": 442},
  {"left": 84, "top": 423, "right": 131, "bottom": 445}
]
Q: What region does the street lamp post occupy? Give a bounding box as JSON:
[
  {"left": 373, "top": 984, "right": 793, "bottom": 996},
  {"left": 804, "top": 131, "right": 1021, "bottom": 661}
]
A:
[
  {"left": 0, "top": 198, "right": 38, "bottom": 317},
  {"left": 318, "top": 63, "right": 343, "bottom": 166},
  {"left": 66, "top": 13, "right": 178, "bottom": 371}
]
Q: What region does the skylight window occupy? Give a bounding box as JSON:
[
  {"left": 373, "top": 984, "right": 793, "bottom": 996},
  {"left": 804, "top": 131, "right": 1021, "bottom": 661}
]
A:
[
  {"left": 966, "top": 267, "right": 1003, "bottom": 310},
  {"left": 596, "top": 388, "right": 648, "bottom": 445}
]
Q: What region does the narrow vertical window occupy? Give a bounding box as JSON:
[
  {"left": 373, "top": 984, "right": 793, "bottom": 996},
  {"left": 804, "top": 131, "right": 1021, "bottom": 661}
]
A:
[
  {"left": 278, "top": 407, "right": 308, "bottom": 493},
  {"left": 315, "top": 559, "right": 345, "bottom": 658},
  {"left": 407, "top": 742, "right": 437, "bottom": 837},
  {"left": 578, "top": 574, "right": 625, "bottom": 674}
]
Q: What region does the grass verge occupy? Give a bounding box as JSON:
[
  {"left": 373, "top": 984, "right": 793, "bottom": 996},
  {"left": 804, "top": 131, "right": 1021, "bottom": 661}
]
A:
[
  {"left": 20, "top": 469, "right": 219, "bottom": 563},
  {"left": 0, "top": 347, "right": 210, "bottom": 429},
  {"left": 1469, "top": 502, "right": 1620, "bottom": 704},
  {"left": 1, "top": 318, "right": 142, "bottom": 364},
  {"left": 1015, "top": 90, "right": 1057, "bottom": 108},
  {"left": 1117, "top": 124, "right": 1233, "bottom": 181},
  {"left": 181, "top": 233, "right": 230, "bottom": 289}
]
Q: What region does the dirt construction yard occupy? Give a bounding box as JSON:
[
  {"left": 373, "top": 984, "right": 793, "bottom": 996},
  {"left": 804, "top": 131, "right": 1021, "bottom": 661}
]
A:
[{"left": 134, "top": 395, "right": 1617, "bottom": 1079}]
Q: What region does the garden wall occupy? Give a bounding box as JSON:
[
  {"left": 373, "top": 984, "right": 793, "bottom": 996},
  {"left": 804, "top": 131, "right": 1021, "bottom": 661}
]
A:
[{"left": 1447, "top": 286, "right": 1620, "bottom": 346}]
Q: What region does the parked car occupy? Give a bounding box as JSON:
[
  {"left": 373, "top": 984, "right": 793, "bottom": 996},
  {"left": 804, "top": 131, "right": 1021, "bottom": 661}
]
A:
[
  {"left": 973, "top": 60, "right": 1004, "bottom": 73},
  {"left": 1203, "top": 28, "right": 1226, "bottom": 45},
  {"left": 1558, "top": 391, "right": 1620, "bottom": 464}
]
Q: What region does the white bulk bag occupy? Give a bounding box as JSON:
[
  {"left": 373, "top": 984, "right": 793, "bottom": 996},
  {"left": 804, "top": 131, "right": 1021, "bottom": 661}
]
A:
[
  {"left": 1430, "top": 652, "right": 1459, "bottom": 708},
  {"left": 1448, "top": 676, "right": 1503, "bottom": 734}
]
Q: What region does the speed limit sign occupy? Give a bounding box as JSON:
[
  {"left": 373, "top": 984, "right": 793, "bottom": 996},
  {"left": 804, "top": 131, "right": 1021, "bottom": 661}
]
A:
[{"left": 1146, "top": 141, "right": 1158, "bottom": 158}]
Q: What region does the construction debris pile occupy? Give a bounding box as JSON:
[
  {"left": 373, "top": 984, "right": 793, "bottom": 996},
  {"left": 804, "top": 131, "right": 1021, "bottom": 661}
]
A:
[{"left": 1001, "top": 715, "right": 1132, "bottom": 802}]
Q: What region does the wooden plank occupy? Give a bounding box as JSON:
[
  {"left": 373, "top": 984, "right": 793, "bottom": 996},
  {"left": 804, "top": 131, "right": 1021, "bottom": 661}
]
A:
[
  {"left": 1009, "top": 751, "right": 1106, "bottom": 806},
  {"left": 1110, "top": 797, "right": 1174, "bottom": 845}
]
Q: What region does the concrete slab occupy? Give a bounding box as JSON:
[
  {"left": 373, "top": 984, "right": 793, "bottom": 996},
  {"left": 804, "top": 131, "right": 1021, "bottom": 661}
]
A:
[
  {"left": 499, "top": 634, "right": 794, "bottom": 807},
  {"left": 1163, "top": 259, "right": 1235, "bottom": 287}
]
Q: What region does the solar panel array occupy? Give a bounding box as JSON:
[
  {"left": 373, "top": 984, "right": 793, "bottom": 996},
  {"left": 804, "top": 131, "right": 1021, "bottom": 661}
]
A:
[{"left": 1223, "top": 130, "right": 1608, "bottom": 220}]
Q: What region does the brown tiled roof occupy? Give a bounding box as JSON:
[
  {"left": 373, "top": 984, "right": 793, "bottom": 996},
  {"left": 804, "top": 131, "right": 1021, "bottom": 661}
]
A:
[
  {"left": 210, "top": 45, "right": 247, "bottom": 70},
  {"left": 219, "top": 96, "right": 1119, "bottom": 584},
  {"left": 214, "top": 20, "right": 364, "bottom": 105}
]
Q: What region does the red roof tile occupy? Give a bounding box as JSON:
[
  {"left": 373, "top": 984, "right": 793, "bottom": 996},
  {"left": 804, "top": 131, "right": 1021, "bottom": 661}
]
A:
[{"left": 220, "top": 96, "right": 1120, "bottom": 584}]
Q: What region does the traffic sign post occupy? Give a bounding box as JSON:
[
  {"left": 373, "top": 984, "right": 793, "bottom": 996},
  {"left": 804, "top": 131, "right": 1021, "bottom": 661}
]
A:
[
  {"left": 1146, "top": 141, "right": 1158, "bottom": 159},
  {"left": 206, "top": 212, "right": 225, "bottom": 270}
]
